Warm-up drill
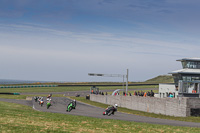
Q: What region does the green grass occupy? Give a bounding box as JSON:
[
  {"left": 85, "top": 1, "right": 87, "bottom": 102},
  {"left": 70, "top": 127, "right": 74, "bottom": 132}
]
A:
[
  {"left": 71, "top": 96, "right": 200, "bottom": 123},
  {"left": 0, "top": 85, "right": 158, "bottom": 93},
  {"left": 145, "top": 75, "right": 174, "bottom": 83},
  {"left": 0, "top": 101, "right": 200, "bottom": 133}
]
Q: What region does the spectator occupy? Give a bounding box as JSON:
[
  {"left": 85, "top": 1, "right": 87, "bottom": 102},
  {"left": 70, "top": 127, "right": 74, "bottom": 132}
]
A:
[
  {"left": 144, "top": 92, "right": 147, "bottom": 97},
  {"left": 192, "top": 89, "right": 197, "bottom": 93},
  {"left": 134, "top": 91, "right": 137, "bottom": 96},
  {"left": 141, "top": 91, "right": 144, "bottom": 96},
  {"left": 150, "top": 90, "right": 154, "bottom": 97},
  {"left": 137, "top": 91, "right": 140, "bottom": 96},
  {"left": 169, "top": 92, "right": 173, "bottom": 98},
  {"left": 147, "top": 91, "right": 150, "bottom": 96}
]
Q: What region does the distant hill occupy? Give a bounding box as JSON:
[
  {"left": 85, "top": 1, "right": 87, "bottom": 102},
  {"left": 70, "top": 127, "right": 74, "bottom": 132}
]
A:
[
  {"left": 145, "top": 75, "right": 174, "bottom": 84},
  {"left": 0, "top": 75, "right": 174, "bottom": 85}
]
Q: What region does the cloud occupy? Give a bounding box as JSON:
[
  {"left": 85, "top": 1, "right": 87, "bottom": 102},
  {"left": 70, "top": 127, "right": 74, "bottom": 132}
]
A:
[{"left": 0, "top": 22, "right": 198, "bottom": 58}]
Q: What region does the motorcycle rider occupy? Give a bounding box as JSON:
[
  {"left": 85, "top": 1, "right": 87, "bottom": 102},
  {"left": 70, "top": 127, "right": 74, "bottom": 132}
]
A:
[
  {"left": 46, "top": 99, "right": 51, "bottom": 109},
  {"left": 105, "top": 104, "right": 118, "bottom": 115},
  {"left": 34, "top": 96, "right": 38, "bottom": 102},
  {"left": 47, "top": 94, "right": 52, "bottom": 101},
  {"left": 73, "top": 99, "right": 76, "bottom": 108},
  {"left": 66, "top": 99, "right": 76, "bottom": 112},
  {"left": 47, "top": 93, "right": 52, "bottom": 98},
  {"left": 39, "top": 97, "right": 44, "bottom": 105}
]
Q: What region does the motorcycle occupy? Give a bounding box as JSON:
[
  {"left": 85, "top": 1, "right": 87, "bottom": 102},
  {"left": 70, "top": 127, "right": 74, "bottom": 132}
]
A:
[
  {"left": 47, "top": 102, "right": 51, "bottom": 109},
  {"left": 34, "top": 96, "right": 38, "bottom": 102},
  {"left": 39, "top": 100, "right": 44, "bottom": 106},
  {"left": 66, "top": 102, "right": 76, "bottom": 112},
  {"left": 103, "top": 106, "right": 117, "bottom": 116}
]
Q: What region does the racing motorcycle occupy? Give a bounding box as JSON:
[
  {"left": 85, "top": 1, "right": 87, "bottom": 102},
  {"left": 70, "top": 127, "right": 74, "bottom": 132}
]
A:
[
  {"left": 47, "top": 102, "right": 51, "bottom": 109},
  {"left": 34, "top": 96, "right": 38, "bottom": 102},
  {"left": 39, "top": 100, "right": 44, "bottom": 106},
  {"left": 103, "top": 104, "right": 118, "bottom": 116},
  {"left": 66, "top": 100, "right": 76, "bottom": 112}
]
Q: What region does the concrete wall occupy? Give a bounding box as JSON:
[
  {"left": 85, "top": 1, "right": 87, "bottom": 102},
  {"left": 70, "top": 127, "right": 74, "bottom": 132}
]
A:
[{"left": 90, "top": 94, "right": 194, "bottom": 117}]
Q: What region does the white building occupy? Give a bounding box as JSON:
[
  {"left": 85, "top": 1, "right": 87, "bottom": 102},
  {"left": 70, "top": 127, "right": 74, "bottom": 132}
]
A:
[{"left": 159, "top": 58, "right": 200, "bottom": 98}]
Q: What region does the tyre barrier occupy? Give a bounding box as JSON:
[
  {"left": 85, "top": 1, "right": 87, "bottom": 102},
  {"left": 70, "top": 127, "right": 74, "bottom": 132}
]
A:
[{"left": 0, "top": 92, "right": 20, "bottom": 95}]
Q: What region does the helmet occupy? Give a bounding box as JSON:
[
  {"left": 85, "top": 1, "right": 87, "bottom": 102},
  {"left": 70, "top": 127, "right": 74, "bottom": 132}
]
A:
[
  {"left": 114, "top": 104, "right": 118, "bottom": 108},
  {"left": 74, "top": 99, "right": 76, "bottom": 102}
]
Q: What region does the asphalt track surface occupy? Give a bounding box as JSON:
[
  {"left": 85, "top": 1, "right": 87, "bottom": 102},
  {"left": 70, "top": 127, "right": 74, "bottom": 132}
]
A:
[{"left": 1, "top": 97, "right": 200, "bottom": 128}]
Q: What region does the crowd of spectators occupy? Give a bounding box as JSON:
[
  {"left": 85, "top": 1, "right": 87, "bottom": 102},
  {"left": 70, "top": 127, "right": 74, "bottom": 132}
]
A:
[
  {"left": 91, "top": 89, "right": 155, "bottom": 97},
  {"left": 91, "top": 89, "right": 105, "bottom": 95},
  {"left": 133, "top": 90, "right": 154, "bottom": 97},
  {"left": 121, "top": 90, "right": 154, "bottom": 97}
]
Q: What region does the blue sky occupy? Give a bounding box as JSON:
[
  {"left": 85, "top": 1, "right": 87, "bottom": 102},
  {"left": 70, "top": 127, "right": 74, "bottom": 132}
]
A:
[{"left": 0, "top": 0, "right": 200, "bottom": 82}]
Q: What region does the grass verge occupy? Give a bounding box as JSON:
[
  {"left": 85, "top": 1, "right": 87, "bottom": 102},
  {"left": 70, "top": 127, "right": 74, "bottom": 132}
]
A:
[{"left": 0, "top": 101, "right": 200, "bottom": 133}]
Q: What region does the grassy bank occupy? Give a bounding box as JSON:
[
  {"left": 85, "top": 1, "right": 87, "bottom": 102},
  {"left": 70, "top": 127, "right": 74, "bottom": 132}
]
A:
[{"left": 0, "top": 101, "right": 199, "bottom": 133}]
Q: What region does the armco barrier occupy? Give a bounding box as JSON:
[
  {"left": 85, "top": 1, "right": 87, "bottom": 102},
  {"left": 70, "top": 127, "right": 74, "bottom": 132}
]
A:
[
  {"left": 0, "top": 85, "right": 58, "bottom": 88},
  {"left": 90, "top": 94, "right": 194, "bottom": 117}
]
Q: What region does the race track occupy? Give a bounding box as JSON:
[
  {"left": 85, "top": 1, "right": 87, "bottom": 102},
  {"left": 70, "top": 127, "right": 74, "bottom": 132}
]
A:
[{"left": 1, "top": 95, "right": 200, "bottom": 128}]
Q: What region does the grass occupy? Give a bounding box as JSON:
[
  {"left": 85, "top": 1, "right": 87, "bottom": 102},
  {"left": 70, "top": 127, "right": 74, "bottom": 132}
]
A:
[
  {"left": 0, "top": 101, "right": 200, "bottom": 133},
  {"left": 0, "top": 85, "right": 158, "bottom": 93},
  {"left": 145, "top": 75, "right": 174, "bottom": 83},
  {"left": 71, "top": 96, "right": 200, "bottom": 123}
]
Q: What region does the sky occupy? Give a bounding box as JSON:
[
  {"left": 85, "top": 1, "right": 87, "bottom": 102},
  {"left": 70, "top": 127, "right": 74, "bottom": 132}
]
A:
[{"left": 0, "top": 0, "right": 200, "bottom": 82}]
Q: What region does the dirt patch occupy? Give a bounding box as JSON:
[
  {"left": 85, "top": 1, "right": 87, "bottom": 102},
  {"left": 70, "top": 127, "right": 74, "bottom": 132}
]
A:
[{"left": 26, "top": 97, "right": 32, "bottom": 101}]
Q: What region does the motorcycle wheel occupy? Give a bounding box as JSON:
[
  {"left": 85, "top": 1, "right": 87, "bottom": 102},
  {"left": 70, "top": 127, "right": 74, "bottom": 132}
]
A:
[
  {"left": 108, "top": 111, "right": 112, "bottom": 116},
  {"left": 69, "top": 107, "right": 72, "bottom": 112}
]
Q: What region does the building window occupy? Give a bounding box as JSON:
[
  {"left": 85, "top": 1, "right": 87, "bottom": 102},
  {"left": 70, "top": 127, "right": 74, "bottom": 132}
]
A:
[{"left": 183, "top": 61, "right": 200, "bottom": 69}]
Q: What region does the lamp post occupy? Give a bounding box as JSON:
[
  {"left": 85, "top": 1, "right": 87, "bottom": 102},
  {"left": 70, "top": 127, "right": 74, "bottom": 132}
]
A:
[{"left": 126, "top": 69, "right": 128, "bottom": 94}]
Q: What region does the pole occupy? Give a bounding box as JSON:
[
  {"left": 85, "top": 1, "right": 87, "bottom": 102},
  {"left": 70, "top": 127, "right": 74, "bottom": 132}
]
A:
[
  {"left": 126, "top": 69, "right": 128, "bottom": 94},
  {"left": 123, "top": 75, "right": 124, "bottom": 91}
]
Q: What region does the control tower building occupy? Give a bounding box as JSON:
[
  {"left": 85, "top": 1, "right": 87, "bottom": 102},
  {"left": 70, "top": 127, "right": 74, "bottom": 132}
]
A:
[{"left": 159, "top": 58, "right": 200, "bottom": 98}]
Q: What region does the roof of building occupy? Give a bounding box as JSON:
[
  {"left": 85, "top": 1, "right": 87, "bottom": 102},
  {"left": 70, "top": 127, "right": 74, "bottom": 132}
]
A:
[
  {"left": 177, "top": 58, "right": 200, "bottom": 62},
  {"left": 169, "top": 68, "right": 200, "bottom": 74}
]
